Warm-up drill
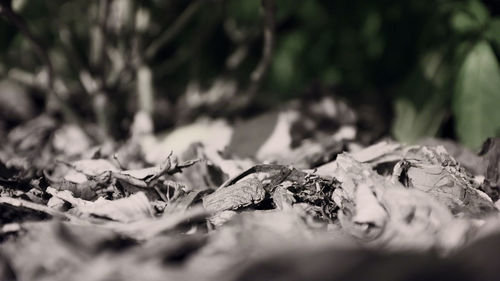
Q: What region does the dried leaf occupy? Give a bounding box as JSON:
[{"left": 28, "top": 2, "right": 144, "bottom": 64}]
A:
[
  {"left": 141, "top": 119, "right": 233, "bottom": 164},
  {"left": 392, "top": 146, "right": 497, "bottom": 218},
  {"left": 120, "top": 166, "right": 163, "bottom": 180},
  {"left": 48, "top": 188, "right": 153, "bottom": 223},
  {"left": 64, "top": 159, "right": 118, "bottom": 183},
  {"left": 0, "top": 196, "right": 75, "bottom": 221},
  {"left": 52, "top": 125, "right": 92, "bottom": 157},
  {"left": 331, "top": 154, "right": 455, "bottom": 250},
  {"left": 46, "top": 170, "right": 113, "bottom": 200},
  {"left": 420, "top": 138, "right": 486, "bottom": 175},
  {"left": 203, "top": 178, "right": 266, "bottom": 212},
  {"left": 108, "top": 206, "right": 208, "bottom": 240}
]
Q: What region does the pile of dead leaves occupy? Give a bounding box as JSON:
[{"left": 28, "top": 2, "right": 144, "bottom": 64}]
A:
[{"left": 2, "top": 97, "right": 500, "bottom": 281}]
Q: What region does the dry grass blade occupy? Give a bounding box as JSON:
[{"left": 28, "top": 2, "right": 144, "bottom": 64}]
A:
[{"left": 0, "top": 197, "right": 76, "bottom": 221}]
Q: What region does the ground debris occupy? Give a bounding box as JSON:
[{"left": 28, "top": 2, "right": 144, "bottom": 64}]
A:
[
  {"left": 203, "top": 177, "right": 265, "bottom": 213},
  {"left": 3, "top": 112, "right": 500, "bottom": 281},
  {"left": 392, "top": 146, "right": 497, "bottom": 218},
  {"left": 479, "top": 137, "right": 500, "bottom": 202}
]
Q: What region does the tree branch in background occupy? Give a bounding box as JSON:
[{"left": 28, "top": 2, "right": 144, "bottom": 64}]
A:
[
  {"left": 247, "top": 0, "right": 276, "bottom": 98},
  {"left": 130, "top": 3, "right": 155, "bottom": 135},
  {"left": 0, "top": 4, "right": 54, "bottom": 91},
  {"left": 145, "top": 0, "right": 202, "bottom": 60},
  {"left": 0, "top": 2, "right": 78, "bottom": 123},
  {"left": 224, "top": 0, "right": 275, "bottom": 113},
  {"left": 224, "top": 19, "right": 260, "bottom": 70},
  {"left": 90, "top": 0, "right": 111, "bottom": 71},
  {"left": 91, "top": 0, "right": 114, "bottom": 139}
]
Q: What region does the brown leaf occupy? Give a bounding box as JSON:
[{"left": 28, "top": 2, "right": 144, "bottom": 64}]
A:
[
  {"left": 203, "top": 177, "right": 265, "bottom": 212},
  {"left": 393, "top": 146, "right": 498, "bottom": 218},
  {"left": 52, "top": 125, "right": 92, "bottom": 157},
  {"left": 331, "top": 154, "right": 456, "bottom": 250},
  {"left": 48, "top": 188, "right": 153, "bottom": 223},
  {"left": 64, "top": 159, "right": 118, "bottom": 183}
]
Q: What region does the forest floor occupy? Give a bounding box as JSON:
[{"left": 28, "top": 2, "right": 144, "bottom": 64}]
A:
[{"left": 1, "top": 95, "right": 500, "bottom": 281}]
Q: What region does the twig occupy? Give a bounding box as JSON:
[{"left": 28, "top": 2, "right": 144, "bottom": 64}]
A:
[
  {"left": 153, "top": 185, "right": 169, "bottom": 202},
  {"left": 219, "top": 164, "right": 288, "bottom": 188},
  {"left": 246, "top": 0, "right": 276, "bottom": 97},
  {"left": 145, "top": 152, "right": 174, "bottom": 184},
  {"left": 91, "top": 0, "right": 113, "bottom": 138},
  {"left": 91, "top": 0, "right": 111, "bottom": 70},
  {"left": 0, "top": 3, "right": 79, "bottom": 123},
  {"left": 58, "top": 26, "right": 101, "bottom": 95},
  {"left": 0, "top": 197, "right": 73, "bottom": 220},
  {"left": 226, "top": 0, "right": 276, "bottom": 112},
  {"left": 0, "top": 3, "right": 53, "bottom": 90},
  {"left": 145, "top": 0, "right": 202, "bottom": 60},
  {"left": 113, "top": 154, "right": 127, "bottom": 170}
]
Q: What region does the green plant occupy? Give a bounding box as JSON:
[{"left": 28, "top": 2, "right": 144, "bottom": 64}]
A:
[
  {"left": 1, "top": 0, "right": 499, "bottom": 148},
  {"left": 392, "top": 0, "right": 500, "bottom": 149}
]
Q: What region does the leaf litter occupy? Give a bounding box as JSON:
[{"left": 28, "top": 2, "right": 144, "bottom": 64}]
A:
[{"left": 1, "top": 97, "right": 500, "bottom": 281}]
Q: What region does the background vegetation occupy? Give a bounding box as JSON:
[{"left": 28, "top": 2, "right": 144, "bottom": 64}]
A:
[{"left": 1, "top": 0, "right": 500, "bottom": 149}]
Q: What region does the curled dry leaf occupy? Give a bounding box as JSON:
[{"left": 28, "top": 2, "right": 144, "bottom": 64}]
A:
[
  {"left": 209, "top": 210, "right": 238, "bottom": 227},
  {"left": 282, "top": 172, "right": 339, "bottom": 221},
  {"left": 201, "top": 145, "right": 255, "bottom": 179},
  {"left": 45, "top": 169, "right": 113, "bottom": 200},
  {"left": 178, "top": 144, "right": 229, "bottom": 189},
  {"left": 120, "top": 166, "right": 164, "bottom": 180},
  {"left": 419, "top": 138, "right": 486, "bottom": 175},
  {"left": 117, "top": 154, "right": 198, "bottom": 183},
  {"left": 81, "top": 195, "right": 153, "bottom": 223},
  {"left": 392, "top": 146, "right": 497, "bottom": 218},
  {"left": 64, "top": 159, "right": 118, "bottom": 183},
  {"left": 331, "top": 154, "right": 456, "bottom": 250},
  {"left": 48, "top": 188, "right": 153, "bottom": 223},
  {"left": 203, "top": 177, "right": 266, "bottom": 213},
  {"left": 271, "top": 183, "right": 296, "bottom": 211},
  {"left": 0, "top": 196, "right": 74, "bottom": 221}
]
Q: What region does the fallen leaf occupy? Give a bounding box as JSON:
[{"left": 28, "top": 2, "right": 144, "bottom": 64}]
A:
[
  {"left": 203, "top": 177, "right": 266, "bottom": 213},
  {"left": 48, "top": 188, "right": 153, "bottom": 223}
]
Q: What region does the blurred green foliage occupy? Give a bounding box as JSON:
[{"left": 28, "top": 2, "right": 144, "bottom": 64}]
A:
[{"left": 1, "top": 0, "right": 500, "bottom": 147}]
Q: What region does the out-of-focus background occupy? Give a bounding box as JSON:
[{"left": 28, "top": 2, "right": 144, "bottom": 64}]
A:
[{"left": 1, "top": 0, "right": 500, "bottom": 149}]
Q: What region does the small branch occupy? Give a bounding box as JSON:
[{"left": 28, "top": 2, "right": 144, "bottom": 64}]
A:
[
  {"left": 0, "top": 197, "right": 74, "bottom": 220},
  {"left": 226, "top": 0, "right": 276, "bottom": 113},
  {"left": 246, "top": 0, "right": 276, "bottom": 97},
  {"left": 0, "top": 4, "right": 54, "bottom": 91},
  {"left": 130, "top": 3, "right": 155, "bottom": 127},
  {"left": 0, "top": 3, "right": 79, "bottom": 123},
  {"left": 90, "top": 0, "right": 111, "bottom": 69},
  {"left": 219, "top": 164, "right": 288, "bottom": 188},
  {"left": 86, "top": 0, "right": 113, "bottom": 138},
  {"left": 145, "top": 0, "right": 202, "bottom": 60}
]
